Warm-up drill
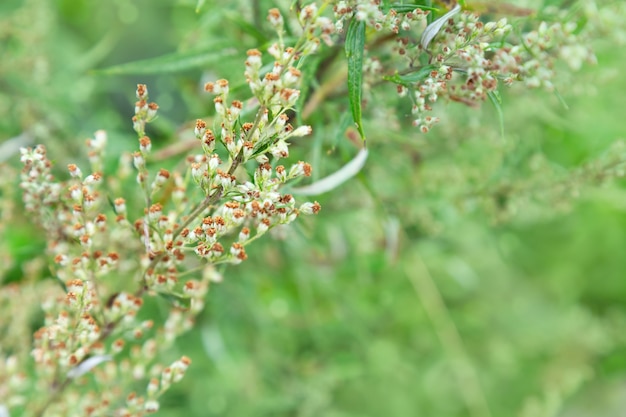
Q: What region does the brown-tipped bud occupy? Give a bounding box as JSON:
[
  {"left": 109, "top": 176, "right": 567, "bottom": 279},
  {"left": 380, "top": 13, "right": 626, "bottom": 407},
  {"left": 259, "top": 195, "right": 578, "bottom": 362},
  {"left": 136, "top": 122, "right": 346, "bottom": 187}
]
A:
[
  {"left": 147, "top": 102, "right": 159, "bottom": 119},
  {"left": 68, "top": 164, "right": 82, "bottom": 178},
  {"left": 136, "top": 84, "right": 148, "bottom": 100},
  {"left": 268, "top": 8, "right": 284, "bottom": 29},
  {"left": 139, "top": 136, "right": 152, "bottom": 153},
  {"left": 300, "top": 201, "right": 321, "bottom": 215},
  {"left": 194, "top": 119, "right": 207, "bottom": 138}
]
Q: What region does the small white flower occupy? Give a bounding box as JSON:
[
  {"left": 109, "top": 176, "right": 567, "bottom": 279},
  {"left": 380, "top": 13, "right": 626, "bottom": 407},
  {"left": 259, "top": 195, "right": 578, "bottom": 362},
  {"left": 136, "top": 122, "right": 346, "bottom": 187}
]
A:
[{"left": 270, "top": 140, "right": 289, "bottom": 159}]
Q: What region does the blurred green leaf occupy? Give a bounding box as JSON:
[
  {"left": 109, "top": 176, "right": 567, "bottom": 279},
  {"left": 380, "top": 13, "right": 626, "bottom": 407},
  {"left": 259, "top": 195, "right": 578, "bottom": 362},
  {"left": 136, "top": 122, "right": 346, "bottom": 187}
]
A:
[
  {"left": 224, "top": 11, "right": 270, "bottom": 44},
  {"left": 487, "top": 90, "right": 504, "bottom": 139},
  {"left": 94, "top": 45, "right": 239, "bottom": 75},
  {"left": 195, "top": 0, "right": 206, "bottom": 13},
  {"left": 384, "top": 3, "right": 438, "bottom": 13},
  {"left": 157, "top": 291, "right": 192, "bottom": 310}
]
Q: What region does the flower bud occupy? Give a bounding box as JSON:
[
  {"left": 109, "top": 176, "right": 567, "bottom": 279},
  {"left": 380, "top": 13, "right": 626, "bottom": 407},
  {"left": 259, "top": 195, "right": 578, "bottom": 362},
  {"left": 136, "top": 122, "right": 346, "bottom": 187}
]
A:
[
  {"left": 136, "top": 84, "right": 148, "bottom": 100},
  {"left": 194, "top": 119, "right": 207, "bottom": 139},
  {"left": 68, "top": 164, "right": 82, "bottom": 178},
  {"left": 300, "top": 201, "right": 321, "bottom": 215}
]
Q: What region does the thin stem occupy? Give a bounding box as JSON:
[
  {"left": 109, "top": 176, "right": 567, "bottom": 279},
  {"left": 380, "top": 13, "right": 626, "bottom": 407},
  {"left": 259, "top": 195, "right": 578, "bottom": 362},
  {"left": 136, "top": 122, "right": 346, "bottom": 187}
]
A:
[
  {"left": 33, "top": 378, "right": 72, "bottom": 417},
  {"left": 243, "top": 105, "right": 268, "bottom": 151},
  {"left": 404, "top": 249, "right": 492, "bottom": 417}
]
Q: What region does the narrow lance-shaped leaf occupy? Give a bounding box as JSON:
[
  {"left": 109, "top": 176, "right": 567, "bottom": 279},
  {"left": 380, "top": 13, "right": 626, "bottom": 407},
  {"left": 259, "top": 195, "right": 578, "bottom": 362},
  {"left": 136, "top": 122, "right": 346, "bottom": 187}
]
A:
[
  {"left": 157, "top": 291, "right": 192, "bottom": 309},
  {"left": 195, "top": 0, "right": 206, "bottom": 13},
  {"left": 225, "top": 11, "right": 270, "bottom": 44},
  {"left": 345, "top": 19, "right": 366, "bottom": 140},
  {"left": 383, "top": 64, "right": 438, "bottom": 86},
  {"left": 94, "top": 46, "right": 238, "bottom": 75},
  {"left": 384, "top": 3, "right": 438, "bottom": 13},
  {"left": 487, "top": 90, "right": 504, "bottom": 139}
]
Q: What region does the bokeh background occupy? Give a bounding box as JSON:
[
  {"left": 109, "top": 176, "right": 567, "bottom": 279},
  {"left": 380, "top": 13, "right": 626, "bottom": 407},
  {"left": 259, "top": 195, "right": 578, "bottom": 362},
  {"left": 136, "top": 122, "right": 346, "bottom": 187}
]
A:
[{"left": 2, "top": 0, "right": 626, "bottom": 416}]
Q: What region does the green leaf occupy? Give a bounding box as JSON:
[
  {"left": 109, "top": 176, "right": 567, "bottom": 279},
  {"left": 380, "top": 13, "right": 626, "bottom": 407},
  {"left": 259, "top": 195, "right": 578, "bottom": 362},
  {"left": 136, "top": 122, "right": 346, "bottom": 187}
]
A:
[
  {"left": 157, "top": 291, "right": 192, "bottom": 310},
  {"left": 345, "top": 19, "right": 366, "bottom": 140},
  {"left": 487, "top": 90, "right": 505, "bottom": 139},
  {"left": 224, "top": 11, "right": 270, "bottom": 44},
  {"left": 94, "top": 46, "right": 238, "bottom": 75},
  {"left": 553, "top": 87, "right": 570, "bottom": 111},
  {"left": 106, "top": 195, "right": 118, "bottom": 214},
  {"left": 251, "top": 135, "right": 278, "bottom": 159},
  {"left": 195, "top": 0, "right": 206, "bottom": 13},
  {"left": 296, "top": 53, "right": 323, "bottom": 122},
  {"left": 383, "top": 65, "right": 438, "bottom": 86},
  {"left": 383, "top": 3, "right": 438, "bottom": 13}
]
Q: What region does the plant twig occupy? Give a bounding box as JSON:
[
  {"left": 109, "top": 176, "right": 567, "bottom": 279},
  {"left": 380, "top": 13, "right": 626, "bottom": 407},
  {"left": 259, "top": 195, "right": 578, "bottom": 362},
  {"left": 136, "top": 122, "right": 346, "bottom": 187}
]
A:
[{"left": 404, "top": 248, "right": 493, "bottom": 417}]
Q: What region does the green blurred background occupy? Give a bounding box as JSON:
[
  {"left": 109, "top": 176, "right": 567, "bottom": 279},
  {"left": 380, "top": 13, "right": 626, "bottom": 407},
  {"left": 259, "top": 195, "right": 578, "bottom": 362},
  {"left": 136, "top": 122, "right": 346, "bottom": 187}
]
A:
[{"left": 2, "top": 0, "right": 626, "bottom": 416}]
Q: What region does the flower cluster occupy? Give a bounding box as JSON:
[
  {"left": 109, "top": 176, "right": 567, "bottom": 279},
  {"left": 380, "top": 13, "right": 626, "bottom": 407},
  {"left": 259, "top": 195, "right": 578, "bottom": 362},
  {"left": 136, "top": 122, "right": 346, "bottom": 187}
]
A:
[
  {"left": 403, "top": 8, "right": 596, "bottom": 132},
  {"left": 327, "top": 2, "right": 599, "bottom": 133},
  {"left": 333, "top": 0, "right": 428, "bottom": 33},
  {"left": 10, "top": 6, "right": 325, "bottom": 414},
  {"left": 17, "top": 132, "right": 198, "bottom": 416}
]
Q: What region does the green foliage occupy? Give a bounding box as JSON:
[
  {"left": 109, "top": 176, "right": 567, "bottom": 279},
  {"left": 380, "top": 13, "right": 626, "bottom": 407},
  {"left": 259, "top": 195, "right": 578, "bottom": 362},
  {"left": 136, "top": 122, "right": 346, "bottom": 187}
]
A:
[
  {"left": 2, "top": 0, "right": 626, "bottom": 416},
  {"left": 93, "top": 44, "right": 240, "bottom": 75},
  {"left": 383, "top": 64, "right": 438, "bottom": 86},
  {"left": 345, "top": 19, "right": 366, "bottom": 140}
]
